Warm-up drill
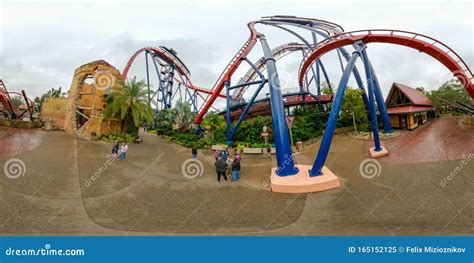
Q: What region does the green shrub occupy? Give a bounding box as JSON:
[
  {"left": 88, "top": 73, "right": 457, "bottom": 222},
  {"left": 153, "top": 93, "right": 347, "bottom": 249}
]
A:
[{"left": 99, "top": 134, "right": 137, "bottom": 143}]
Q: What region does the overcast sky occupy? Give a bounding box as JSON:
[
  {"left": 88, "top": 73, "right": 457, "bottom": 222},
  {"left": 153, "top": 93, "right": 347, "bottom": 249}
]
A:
[{"left": 0, "top": 0, "right": 472, "bottom": 107}]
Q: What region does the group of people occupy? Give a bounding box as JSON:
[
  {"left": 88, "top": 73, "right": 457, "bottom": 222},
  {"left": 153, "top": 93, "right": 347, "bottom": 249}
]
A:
[
  {"left": 214, "top": 147, "right": 241, "bottom": 182},
  {"left": 112, "top": 140, "right": 129, "bottom": 160},
  {"left": 191, "top": 145, "right": 242, "bottom": 182}
]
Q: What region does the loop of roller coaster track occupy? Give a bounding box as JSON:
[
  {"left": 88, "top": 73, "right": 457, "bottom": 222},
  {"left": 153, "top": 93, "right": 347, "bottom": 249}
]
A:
[
  {"left": 193, "top": 16, "right": 347, "bottom": 124},
  {"left": 298, "top": 29, "right": 474, "bottom": 98},
  {"left": 121, "top": 46, "right": 219, "bottom": 97}
]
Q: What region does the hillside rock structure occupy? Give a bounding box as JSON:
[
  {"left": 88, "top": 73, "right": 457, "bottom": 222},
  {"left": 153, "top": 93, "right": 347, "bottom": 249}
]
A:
[{"left": 41, "top": 60, "right": 123, "bottom": 140}]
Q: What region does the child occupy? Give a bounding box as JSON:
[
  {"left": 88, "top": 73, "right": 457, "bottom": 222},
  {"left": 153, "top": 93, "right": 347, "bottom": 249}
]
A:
[
  {"left": 112, "top": 140, "right": 119, "bottom": 156},
  {"left": 231, "top": 155, "right": 241, "bottom": 181}
]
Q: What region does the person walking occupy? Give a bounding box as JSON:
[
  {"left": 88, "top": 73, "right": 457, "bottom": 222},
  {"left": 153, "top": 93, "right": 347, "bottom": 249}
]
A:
[
  {"left": 231, "top": 155, "right": 241, "bottom": 181},
  {"left": 215, "top": 157, "right": 228, "bottom": 182},
  {"left": 112, "top": 140, "right": 119, "bottom": 156},
  {"left": 220, "top": 146, "right": 229, "bottom": 162},
  {"left": 119, "top": 143, "right": 129, "bottom": 160},
  {"left": 191, "top": 144, "right": 198, "bottom": 160},
  {"left": 214, "top": 149, "right": 220, "bottom": 161}
]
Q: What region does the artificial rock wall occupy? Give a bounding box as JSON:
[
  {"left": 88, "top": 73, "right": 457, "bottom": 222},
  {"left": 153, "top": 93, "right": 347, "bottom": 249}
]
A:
[{"left": 41, "top": 60, "right": 123, "bottom": 140}]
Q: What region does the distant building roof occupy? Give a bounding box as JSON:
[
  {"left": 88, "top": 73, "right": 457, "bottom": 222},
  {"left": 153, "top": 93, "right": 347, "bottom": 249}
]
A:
[
  {"left": 386, "top": 82, "right": 433, "bottom": 107},
  {"left": 386, "top": 105, "right": 435, "bottom": 114}
]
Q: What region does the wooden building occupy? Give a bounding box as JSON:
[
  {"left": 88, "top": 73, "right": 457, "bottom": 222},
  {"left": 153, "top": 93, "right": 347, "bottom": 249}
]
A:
[{"left": 384, "top": 82, "right": 436, "bottom": 130}]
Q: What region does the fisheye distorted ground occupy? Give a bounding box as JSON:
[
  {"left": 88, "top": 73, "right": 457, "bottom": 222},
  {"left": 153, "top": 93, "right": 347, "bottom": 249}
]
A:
[{"left": 0, "top": 115, "right": 472, "bottom": 235}]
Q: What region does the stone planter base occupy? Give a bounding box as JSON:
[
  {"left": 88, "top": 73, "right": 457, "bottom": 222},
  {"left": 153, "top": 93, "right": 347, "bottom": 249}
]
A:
[
  {"left": 369, "top": 145, "right": 389, "bottom": 158},
  {"left": 270, "top": 165, "right": 341, "bottom": 194}
]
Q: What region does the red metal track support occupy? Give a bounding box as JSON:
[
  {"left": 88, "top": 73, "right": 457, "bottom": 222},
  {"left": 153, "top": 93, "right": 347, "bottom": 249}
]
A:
[{"left": 192, "top": 22, "right": 259, "bottom": 124}]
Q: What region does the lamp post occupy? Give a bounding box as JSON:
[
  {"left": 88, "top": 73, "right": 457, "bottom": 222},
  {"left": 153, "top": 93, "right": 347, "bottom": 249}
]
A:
[{"left": 346, "top": 109, "right": 357, "bottom": 135}]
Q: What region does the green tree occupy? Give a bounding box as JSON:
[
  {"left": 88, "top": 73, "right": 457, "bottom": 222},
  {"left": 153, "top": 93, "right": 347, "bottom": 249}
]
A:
[
  {"left": 103, "top": 77, "right": 153, "bottom": 136},
  {"left": 416, "top": 87, "right": 426, "bottom": 94},
  {"left": 234, "top": 116, "right": 273, "bottom": 144},
  {"left": 321, "top": 82, "right": 335, "bottom": 95},
  {"left": 155, "top": 108, "right": 175, "bottom": 132},
  {"left": 339, "top": 87, "right": 368, "bottom": 128},
  {"left": 171, "top": 101, "right": 195, "bottom": 132},
  {"left": 292, "top": 104, "right": 327, "bottom": 142},
  {"left": 428, "top": 79, "right": 471, "bottom": 110},
  {"left": 9, "top": 95, "right": 24, "bottom": 109},
  {"left": 34, "top": 87, "right": 64, "bottom": 111},
  {"left": 202, "top": 113, "right": 226, "bottom": 141}
]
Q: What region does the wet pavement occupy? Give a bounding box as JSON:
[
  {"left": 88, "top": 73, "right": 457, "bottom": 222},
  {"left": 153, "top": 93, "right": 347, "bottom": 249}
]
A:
[
  {"left": 0, "top": 127, "right": 47, "bottom": 158},
  {"left": 0, "top": 115, "right": 472, "bottom": 235},
  {"left": 364, "top": 115, "right": 474, "bottom": 164}
]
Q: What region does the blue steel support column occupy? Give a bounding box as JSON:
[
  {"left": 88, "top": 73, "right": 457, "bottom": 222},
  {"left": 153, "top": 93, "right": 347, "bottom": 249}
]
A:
[
  {"left": 369, "top": 61, "right": 393, "bottom": 133},
  {"left": 225, "top": 80, "right": 232, "bottom": 144},
  {"left": 228, "top": 81, "right": 266, "bottom": 141},
  {"left": 260, "top": 35, "right": 298, "bottom": 176},
  {"left": 310, "top": 45, "right": 363, "bottom": 176},
  {"left": 360, "top": 46, "right": 382, "bottom": 152}
]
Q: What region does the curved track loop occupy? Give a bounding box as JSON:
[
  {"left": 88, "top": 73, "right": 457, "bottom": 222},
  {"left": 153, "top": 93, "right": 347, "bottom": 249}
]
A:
[
  {"left": 194, "top": 16, "right": 345, "bottom": 124},
  {"left": 233, "top": 42, "right": 308, "bottom": 101},
  {"left": 121, "top": 46, "right": 216, "bottom": 97},
  {"left": 193, "top": 23, "right": 259, "bottom": 124},
  {"left": 258, "top": 15, "right": 344, "bottom": 36},
  {"left": 298, "top": 29, "right": 474, "bottom": 98}
]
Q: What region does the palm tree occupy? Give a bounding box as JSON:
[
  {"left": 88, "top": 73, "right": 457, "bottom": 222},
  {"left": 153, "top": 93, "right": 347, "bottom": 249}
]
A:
[
  {"left": 202, "top": 113, "right": 225, "bottom": 140},
  {"left": 172, "top": 101, "right": 195, "bottom": 132},
  {"left": 103, "top": 77, "right": 153, "bottom": 136}
]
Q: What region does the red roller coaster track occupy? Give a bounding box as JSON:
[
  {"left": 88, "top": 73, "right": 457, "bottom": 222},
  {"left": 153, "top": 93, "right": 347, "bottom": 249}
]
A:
[
  {"left": 121, "top": 46, "right": 221, "bottom": 97},
  {"left": 0, "top": 79, "right": 35, "bottom": 119},
  {"left": 193, "top": 22, "right": 259, "bottom": 124},
  {"left": 298, "top": 29, "right": 474, "bottom": 98}
]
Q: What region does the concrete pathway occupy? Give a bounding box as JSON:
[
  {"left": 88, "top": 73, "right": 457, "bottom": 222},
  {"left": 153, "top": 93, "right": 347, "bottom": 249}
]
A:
[{"left": 0, "top": 116, "right": 472, "bottom": 235}]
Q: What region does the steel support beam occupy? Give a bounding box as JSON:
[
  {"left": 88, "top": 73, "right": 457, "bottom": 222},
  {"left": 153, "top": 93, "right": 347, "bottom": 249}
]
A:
[
  {"left": 360, "top": 45, "right": 382, "bottom": 151},
  {"left": 260, "top": 35, "right": 298, "bottom": 176},
  {"left": 368, "top": 60, "right": 393, "bottom": 133},
  {"left": 310, "top": 44, "right": 363, "bottom": 176}
]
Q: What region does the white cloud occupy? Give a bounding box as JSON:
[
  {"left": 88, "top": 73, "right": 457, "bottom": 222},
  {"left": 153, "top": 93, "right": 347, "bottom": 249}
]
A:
[{"left": 0, "top": 0, "right": 472, "bottom": 105}]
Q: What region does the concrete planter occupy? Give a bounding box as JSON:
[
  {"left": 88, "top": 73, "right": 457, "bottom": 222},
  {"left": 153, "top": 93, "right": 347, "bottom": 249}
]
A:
[{"left": 243, "top": 148, "right": 263, "bottom": 154}]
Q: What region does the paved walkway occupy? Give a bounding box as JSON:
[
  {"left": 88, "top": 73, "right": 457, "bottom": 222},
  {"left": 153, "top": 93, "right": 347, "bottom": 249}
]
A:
[
  {"left": 0, "top": 116, "right": 472, "bottom": 235},
  {"left": 364, "top": 115, "right": 474, "bottom": 164}
]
